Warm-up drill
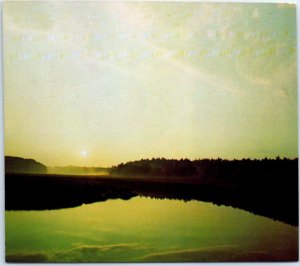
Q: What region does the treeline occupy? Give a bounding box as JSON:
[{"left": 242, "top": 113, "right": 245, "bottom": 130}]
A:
[
  {"left": 5, "top": 156, "right": 47, "bottom": 174},
  {"left": 5, "top": 156, "right": 110, "bottom": 175},
  {"left": 110, "top": 157, "right": 298, "bottom": 185},
  {"left": 110, "top": 158, "right": 197, "bottom": 177}
]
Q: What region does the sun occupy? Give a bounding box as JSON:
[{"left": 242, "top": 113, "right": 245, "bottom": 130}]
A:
[{"left": 80, "top": 150, "right": 88, "bottom": 157}]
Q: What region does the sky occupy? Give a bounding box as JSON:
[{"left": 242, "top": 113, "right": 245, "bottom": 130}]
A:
[{"left": 3, "top": 2, "right": 297, "bottom": 167}]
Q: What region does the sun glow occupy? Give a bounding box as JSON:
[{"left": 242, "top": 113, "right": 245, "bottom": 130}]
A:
[
  {"left": 80, "top": 150, "right": 88, "bottom": 158},
  {"left": 3, "top": 2, "right": 297, "bottom": 167}
]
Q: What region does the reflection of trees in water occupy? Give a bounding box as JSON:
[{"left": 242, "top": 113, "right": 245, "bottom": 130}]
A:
[
  {"left": 5, "top": 157, "right": 298, "bottom": 226},
  {"left": 140, "top": 187, "right": 298, "bottom": 226}
]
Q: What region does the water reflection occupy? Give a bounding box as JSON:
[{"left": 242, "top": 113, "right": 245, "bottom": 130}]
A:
[{"left": 5, "top": 197, "right": 298, "bottom": 262}]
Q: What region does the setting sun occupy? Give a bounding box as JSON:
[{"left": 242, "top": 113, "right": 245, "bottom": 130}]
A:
[
  {"left": 80, "top": 150, "right": 88, "bottom": 158},
  {"left": 3, "top": 2, "right": 298, "bottom": 263}
]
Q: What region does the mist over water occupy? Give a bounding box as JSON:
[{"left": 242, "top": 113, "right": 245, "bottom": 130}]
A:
[{"left": 5, "top": 197, "right": 298, "bottom": 262}]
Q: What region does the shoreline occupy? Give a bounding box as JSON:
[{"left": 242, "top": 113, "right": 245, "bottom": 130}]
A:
[{"left": 5, "top": 173, "right": 298, "bottom": 226}]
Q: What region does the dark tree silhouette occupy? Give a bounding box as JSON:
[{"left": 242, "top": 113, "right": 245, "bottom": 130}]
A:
[
  {"left": 5, "top": 156, "right": 47, "bottom": 174},
  {"left": 110, "top": 157, "right": 298, "bottom": 187}
]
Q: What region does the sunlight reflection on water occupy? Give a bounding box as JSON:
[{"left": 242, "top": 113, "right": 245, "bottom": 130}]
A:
[{"left": 5, "top": 197, "right": 298, "bottom": 262}]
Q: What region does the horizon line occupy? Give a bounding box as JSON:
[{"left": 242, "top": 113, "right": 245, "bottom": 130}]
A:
[{"left": 4, "top": 155, "right": 299, "bottom": 169}]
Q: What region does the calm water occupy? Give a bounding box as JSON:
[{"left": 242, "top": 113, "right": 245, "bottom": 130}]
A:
[{"left": 5, "top": 197, "right": 298, "bottom": 262}]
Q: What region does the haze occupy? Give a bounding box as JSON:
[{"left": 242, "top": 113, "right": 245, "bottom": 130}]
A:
[{"left": 3, "top": 2, "right": 297, "bottom": 167}]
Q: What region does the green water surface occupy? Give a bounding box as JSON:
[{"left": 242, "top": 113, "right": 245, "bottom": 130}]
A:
[{"left": 5, "top": 197, "right": 298, "bottom": 262}]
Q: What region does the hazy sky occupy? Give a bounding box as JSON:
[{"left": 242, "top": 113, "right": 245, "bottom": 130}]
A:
[{"left": 3, "top": 2, "right": 297, "bottom": 167}]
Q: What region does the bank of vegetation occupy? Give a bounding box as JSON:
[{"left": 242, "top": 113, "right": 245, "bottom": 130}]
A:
[
  {"left": 110, "top": 157, "right": 297, "bottom": 186},
  {"left": 5, "top": 157, "right": 298, "bottom": 226},
  {"left": 5, "top": 156, "right": 47, "bottom": 174}
]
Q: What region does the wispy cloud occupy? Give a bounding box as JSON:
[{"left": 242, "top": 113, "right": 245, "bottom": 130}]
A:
[
  {"left": 51, "top": 243, "right": 150, "bottom": 262},
  {"left": 138, "top": 245, "right": 279, "bottom": 262}
]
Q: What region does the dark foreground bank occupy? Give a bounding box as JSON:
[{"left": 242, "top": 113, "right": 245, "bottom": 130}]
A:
[{"left": 5, "top": 173, "right": 298, "bottom": 226}]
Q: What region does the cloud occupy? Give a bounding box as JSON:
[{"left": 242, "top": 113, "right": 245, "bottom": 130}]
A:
[
  {"left": 51, "top": 243, "right": 149, "bottom": 262},
  {"left": 6, "top": 245, "right": 297, "bottom": 263},
  {"left": 75, "top": 243, "right": 140, "bottom": 252},
  {"left": 6, "top": 244, "right": 147, "bottom": 263},
  {"left": 138, "top": 246, "right": 279, "bottom": 262}
]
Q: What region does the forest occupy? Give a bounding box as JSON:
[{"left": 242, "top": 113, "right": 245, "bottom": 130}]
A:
[
  {"left": 110, "top": 157, "right": 298, "bottom": 186},
  {"left": 5, "top": 156, "right": 47, "bottom": 174}
]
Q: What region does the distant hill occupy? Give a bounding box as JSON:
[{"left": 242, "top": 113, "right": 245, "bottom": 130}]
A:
[{"left": 5, "top": 156, "right": 47, "bottom": 174}]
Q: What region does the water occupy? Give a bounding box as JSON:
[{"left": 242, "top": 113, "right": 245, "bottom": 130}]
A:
[{"left": 5, "top": 197, "right": 298, "bottom": 262}]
